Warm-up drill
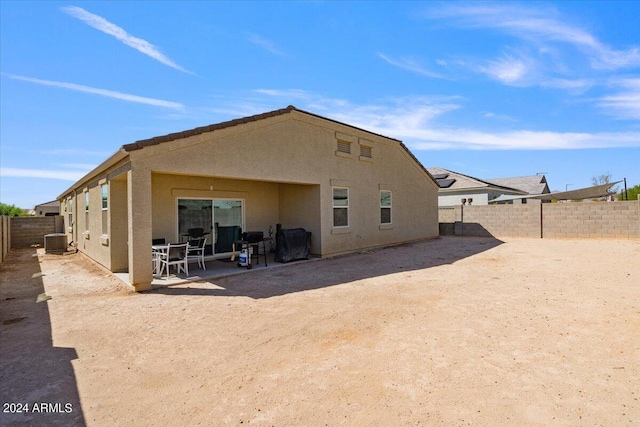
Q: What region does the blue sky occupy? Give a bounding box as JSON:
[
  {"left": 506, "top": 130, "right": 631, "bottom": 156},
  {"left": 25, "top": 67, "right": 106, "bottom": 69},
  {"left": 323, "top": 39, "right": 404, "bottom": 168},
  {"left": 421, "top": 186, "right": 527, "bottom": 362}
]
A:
[{"left": 1, "top": 1, "right": 639, "bottom": 208}]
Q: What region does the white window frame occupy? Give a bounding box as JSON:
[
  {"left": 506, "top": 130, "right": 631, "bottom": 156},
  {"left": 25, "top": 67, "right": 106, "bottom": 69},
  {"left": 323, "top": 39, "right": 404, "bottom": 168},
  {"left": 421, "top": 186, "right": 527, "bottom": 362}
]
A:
[
  {"left": 84, "top": 191, "right": 90, "bottom": 232},
  {"left": 332, "top": 187, "right": 349, "bottom": 228},
  {"left": 101, "top": 184, "right": 108, "bottom": 235},
  {"left": 68, "top": 198, "right": 73, "bottom": 229},
  {"left": 175, "top": 197, "right": 245, "bottom": 254},
  {"left": 380, "top": 190, "right": 392, "bottom": 225}
]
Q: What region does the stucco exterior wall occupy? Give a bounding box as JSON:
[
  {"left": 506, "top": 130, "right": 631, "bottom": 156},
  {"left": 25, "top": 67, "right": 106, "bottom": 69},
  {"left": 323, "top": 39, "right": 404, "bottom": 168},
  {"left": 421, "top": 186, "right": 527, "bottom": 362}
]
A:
[
  {"left": 109, "top": 176, "right": 129, "bottom": 272},
  {"left": 75, "top": 182, "right": 111, "bottom": 268},
  {"left": 133, "top": 112, "right": 438, "bottom": 258},
  {"left": 151, "top": 173, "right": 282, "bottom": 245},
  {"left": 438, "top": 190, "right": 490, "bottom": 207},
  {"left": 58, "top": 109, "right": 439, "bottom": 287},
  {"left": 278, "top": 184, "right": 321, "bottom": 255}
]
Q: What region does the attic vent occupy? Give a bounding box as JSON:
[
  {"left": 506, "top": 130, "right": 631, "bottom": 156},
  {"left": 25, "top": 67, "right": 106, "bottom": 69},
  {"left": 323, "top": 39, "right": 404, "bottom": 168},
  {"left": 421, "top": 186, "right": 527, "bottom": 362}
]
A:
[
  {"left": 360, "top": 145, "right": 372, "bottom": 158},
  {"left": 337, "top": 140, "right": 351, "bottom": 154}
]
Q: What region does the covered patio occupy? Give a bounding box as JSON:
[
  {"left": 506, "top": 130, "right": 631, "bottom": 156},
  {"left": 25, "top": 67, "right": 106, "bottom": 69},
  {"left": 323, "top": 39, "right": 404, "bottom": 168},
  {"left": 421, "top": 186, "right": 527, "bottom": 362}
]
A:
[{"left": 114, "top": 250, "right": 314, "bottom": 288}]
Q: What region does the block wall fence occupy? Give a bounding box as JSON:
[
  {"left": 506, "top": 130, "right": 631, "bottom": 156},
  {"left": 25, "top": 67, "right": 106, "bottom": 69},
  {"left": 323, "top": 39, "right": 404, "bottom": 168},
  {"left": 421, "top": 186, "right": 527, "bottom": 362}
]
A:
[
  {"left": 0, "top": 217, "right": 65, "bottom": 262},
  {"left": 439, "top": 197, "right": 640, "bottom": 240}
]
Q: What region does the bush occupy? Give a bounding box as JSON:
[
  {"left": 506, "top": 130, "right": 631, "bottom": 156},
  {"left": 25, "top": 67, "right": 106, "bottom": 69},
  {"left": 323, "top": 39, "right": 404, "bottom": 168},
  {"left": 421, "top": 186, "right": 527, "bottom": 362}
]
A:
[
  {"left": 618, "top": 184, "right": 640, "bottom": 201},
  {"left": 0, "top": 203, "right": 30, "bottom": 217}
]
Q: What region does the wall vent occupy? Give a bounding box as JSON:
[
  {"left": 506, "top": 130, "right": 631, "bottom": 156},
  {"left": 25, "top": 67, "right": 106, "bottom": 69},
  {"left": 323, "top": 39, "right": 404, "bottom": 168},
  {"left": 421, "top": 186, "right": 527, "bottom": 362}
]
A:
[
  {"left": 337, "top": 140, "right": 351, "bottom": 154},
  {"left": 360, "top": 145, "right": 372, "bottom": 158}
]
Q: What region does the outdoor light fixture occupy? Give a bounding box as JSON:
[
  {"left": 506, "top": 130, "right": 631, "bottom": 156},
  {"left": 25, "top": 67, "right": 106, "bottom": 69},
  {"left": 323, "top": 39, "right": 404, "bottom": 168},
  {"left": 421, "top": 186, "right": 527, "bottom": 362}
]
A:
[
  {"left": 461, "top": 198, "right": 467, "bottom": 205},
  {"left": 468, "top": 198, "right": 473, "bottom": 205}
]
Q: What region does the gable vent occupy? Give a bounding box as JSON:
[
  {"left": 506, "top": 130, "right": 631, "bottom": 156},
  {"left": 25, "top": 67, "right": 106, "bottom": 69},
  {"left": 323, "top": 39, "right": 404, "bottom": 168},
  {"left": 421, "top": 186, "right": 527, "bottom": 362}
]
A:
[
  {"left": 337, "top": 140, "right": 351, "bottom": 154},
  {"left": 360, "top": 145, "right": 372, "bottom": 158}
]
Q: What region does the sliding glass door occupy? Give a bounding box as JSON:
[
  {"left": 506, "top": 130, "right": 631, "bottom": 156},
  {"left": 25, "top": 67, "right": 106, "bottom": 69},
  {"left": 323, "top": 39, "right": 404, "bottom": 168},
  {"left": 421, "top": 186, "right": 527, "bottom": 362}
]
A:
[{"left": 177, "top": 198, "right": 243, "bottom": 254}]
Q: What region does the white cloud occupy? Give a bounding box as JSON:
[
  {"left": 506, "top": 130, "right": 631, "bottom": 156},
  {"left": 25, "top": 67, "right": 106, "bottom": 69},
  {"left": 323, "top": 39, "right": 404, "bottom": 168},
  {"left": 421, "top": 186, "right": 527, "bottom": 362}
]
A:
[
  {"left": 478, "top": 53, "right": 531, "bottom": 85},
  {"left": 541, "top": 78, "right": 595, "bottom": 92},
  {"left": 0, "top": 168, "right": 86, "bottom": 181},
  {"left": 596, "top": 78, "right": 640, "bottom": 120},
  {"left": 246, "top": 33, "right": 285, "bottom": 56},
  {"left": 41, "top": 149, "right": 112, "bottom": 157},
  {"left": 427, "top": 4, "right": 640, "bottom": 71},
  {"left": 377, "top": 53, "right": 443, "bottom": 78},
  {"left": 7, "top": 74, "right": 185, "bottom": 109},
  {"left": 407, "top": 129, "right": 640, "bottom": 151},
  {"left": 254, "top": 90, "right": 639, "bottom": 150},
  {"left": 61, "top": 6, "right": 192, "bottom": 74}
]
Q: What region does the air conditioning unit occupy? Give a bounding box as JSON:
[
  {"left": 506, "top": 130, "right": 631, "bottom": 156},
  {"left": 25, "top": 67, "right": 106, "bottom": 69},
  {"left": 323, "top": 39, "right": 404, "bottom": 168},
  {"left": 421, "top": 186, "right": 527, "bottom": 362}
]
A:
[{"left": 44, "top": 233, "right": 67, "bottom": 254}]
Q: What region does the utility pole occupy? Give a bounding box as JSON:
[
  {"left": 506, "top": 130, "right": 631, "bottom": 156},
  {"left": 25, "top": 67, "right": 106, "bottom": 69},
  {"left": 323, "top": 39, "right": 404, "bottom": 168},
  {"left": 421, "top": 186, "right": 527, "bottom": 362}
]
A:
[{"left": 624, "top": 177, "right": 628, "bottom": 200}]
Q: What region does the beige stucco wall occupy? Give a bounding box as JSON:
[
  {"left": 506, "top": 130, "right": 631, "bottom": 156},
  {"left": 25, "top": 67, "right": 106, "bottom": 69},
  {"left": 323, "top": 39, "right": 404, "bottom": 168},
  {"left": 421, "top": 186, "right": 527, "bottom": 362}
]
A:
[
  {"left": 60, "top": 110, "right": 439, "bottom": 288},
  {"left": 109, "top": 176, "right": 129, "bottom": 272},
  {"left": 132, "top": 111, "right": 439, "bottom": 258},
  {"left": 151, "top": 173, "right": 282, "bottom": 245},
  {"left": 278, "top": 184, "right": 321, "bottom": 255}
]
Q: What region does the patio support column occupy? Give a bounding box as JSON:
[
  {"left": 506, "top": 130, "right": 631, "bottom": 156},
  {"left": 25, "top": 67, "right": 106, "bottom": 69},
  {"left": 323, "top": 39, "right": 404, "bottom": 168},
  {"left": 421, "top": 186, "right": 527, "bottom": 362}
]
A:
[{"left": 127, "top": 165, "right": 153, "bottom": 291}]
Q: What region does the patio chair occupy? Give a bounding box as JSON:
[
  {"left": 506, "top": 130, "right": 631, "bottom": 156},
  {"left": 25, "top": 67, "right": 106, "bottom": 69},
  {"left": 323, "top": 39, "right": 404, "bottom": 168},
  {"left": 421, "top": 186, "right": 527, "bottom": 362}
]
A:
[
  {"left": 158, "top": 243, "right": 189, "bottom": 279},
  {"left": 187, "top": 227, "right": 205, "bottom": 238},
  {"left": 187, "top": 237, "right": 207, "bottom": 270}
]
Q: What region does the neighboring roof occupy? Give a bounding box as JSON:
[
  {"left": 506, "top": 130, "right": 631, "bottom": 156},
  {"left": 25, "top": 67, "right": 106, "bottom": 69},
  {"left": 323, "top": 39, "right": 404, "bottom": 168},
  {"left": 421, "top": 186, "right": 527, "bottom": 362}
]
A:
[
  {"left": 488, "top": 175, "right": 549, "bottom": 195},
  {"left": 34, "top": 200, "right": 60, "bottom": 207},
  {"left": 426, "top": 167, "right": 526, "bottom": 194}
]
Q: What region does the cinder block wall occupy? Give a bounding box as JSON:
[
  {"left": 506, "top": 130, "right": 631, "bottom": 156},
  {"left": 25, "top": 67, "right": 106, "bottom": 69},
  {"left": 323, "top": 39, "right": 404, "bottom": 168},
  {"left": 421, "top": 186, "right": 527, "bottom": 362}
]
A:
[
  {"left": 462, "top": 204, "right": 541, "bottom": 238},
  {"left": 439, "top": 198, "right": 639, "bottom": 239},
  {"left": 10, "top": 217, "right": 64, "bottom": 248},
  {"left": 543, "top": 201, "right": 639, "bottom": 238}
]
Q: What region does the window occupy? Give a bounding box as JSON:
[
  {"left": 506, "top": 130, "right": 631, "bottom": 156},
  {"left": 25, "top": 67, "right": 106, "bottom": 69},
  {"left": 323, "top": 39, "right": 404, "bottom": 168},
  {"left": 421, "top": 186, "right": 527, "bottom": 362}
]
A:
[
  {"left": 84, "top": 191, "right": 90, "bottom": 232},
  {"left": 177, "top": 198, "right": 244, "bottom": 254},
  {"left": 380, "top": 190, "right": 392, "bottom": 224},
  {"left": 101, "top": 184, "right": 108, "bottom": 235},
  {"left": 337, "top": 140, "right": 351, "bottom": 154},
  {"left": 68, "top": 198, "right": 73, "bottom": 228},
  {"left": 360, "top": 145, "right": 372, "bottom": 158},
  {"left": 333, "top": 187, "right": 349, "bottom": 227}
]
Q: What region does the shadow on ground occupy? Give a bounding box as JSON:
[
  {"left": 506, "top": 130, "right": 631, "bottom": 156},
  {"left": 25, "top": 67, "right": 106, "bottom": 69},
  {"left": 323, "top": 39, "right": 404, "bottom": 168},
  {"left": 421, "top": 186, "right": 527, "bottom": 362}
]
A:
[
  {"left": 149, "top": 236, "right": 504, "bottom": 299},
  {"left": 0, "top": 249, "right": 85, "bottom": 427}
]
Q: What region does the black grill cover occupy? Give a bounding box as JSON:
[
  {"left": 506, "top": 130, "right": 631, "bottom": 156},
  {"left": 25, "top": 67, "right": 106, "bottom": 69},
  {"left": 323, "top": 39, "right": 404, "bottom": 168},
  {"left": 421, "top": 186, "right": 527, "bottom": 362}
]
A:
[
  {"left": 241, "top": 231, "right": 264, "bottom": 243},
  {"left": 275, "top": 228, "right": 311, "bottom": 263}
]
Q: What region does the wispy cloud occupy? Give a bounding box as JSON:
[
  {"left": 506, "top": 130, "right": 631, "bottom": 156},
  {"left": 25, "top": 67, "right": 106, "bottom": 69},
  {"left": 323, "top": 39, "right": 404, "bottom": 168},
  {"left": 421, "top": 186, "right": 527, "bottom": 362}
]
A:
[
  {"left": 377, "top": 53, "right": 443, "bottom": 78},
  {"left": 41, "top": 148, "right": 112, "bottom": 157},
  {"left": 7, "top": 74, "right": 185, "bottom": 109},
  {"left": 246, "top": 33, "right": 285, "bottom": 56},
  {"left": 541, "top": 78, "right": 595, "bottom": 93},
  {"left": 426, "top": 4, "right": 640, "bottom": 71},
  {"left": 250, "top": 89, "right": 640, "bottom": 150},
  {"left": 61, "top": 6, "right": 192, "bottom": 74},
  {"left": 478, "top": 52, "right": 532, "bottom": 85},
  {"left": 0, "top": 168, "right": 86, "bottom": 181},
  {"left": 596, "top": 78, "right": 640, "bottom": 121}
]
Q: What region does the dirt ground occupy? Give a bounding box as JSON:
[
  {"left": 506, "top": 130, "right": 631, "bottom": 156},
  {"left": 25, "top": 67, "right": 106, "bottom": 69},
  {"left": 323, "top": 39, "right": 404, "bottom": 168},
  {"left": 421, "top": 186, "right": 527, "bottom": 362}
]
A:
[{"left": 1, "top": 236, "right": 639, "bottom": 426}]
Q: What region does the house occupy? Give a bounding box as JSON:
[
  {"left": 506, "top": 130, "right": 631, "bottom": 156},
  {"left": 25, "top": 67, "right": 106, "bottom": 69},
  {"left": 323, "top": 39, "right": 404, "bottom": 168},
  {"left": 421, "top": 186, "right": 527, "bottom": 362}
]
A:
[
  {"left": 58, "top": 106, "right": 440, "bottom": 291},
  {"left": 427, "top": 167, "right": 551, "bottom": 206},
  {"left": 34, "top": 200, "right": 60, "bottom": 216},
  {"left": 487, "top": 175, "right": 551, "bottom": 204}
]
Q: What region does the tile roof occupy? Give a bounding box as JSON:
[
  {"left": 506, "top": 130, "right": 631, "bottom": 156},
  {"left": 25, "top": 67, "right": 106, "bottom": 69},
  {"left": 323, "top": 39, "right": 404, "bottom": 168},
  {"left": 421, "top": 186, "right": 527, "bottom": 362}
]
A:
[
  {"left": 487, "top": 175, "right": 549, "bottom": 195},
  {"left": 123, "top": 105, "right": 402, "bottom": 152},
  {"left": 426, "top": 167, "right": 525, "bottom": 193}
]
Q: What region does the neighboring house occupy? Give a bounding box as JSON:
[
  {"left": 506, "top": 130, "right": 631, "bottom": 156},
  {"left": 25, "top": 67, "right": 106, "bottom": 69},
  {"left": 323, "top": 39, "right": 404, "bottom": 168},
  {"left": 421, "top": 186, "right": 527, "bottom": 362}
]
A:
[
  {"left": 58, "top": 106, "right": 440, "bottom": 291},
  {"left": 34, "top": 200, "right": 60, "bottom": 216},
  {"left": 487, "top": 175, "right": 551, "bottom": 204},
  {"left": 427, "top": 167, "right": 528, "bottom": 206}
]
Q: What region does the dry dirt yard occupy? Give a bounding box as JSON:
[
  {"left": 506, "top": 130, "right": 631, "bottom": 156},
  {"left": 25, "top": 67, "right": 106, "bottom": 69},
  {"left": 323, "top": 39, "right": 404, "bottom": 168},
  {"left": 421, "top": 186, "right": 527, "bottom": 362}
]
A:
[{"left": 1, "top": 236, "right": 639, "bottom": 426}]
